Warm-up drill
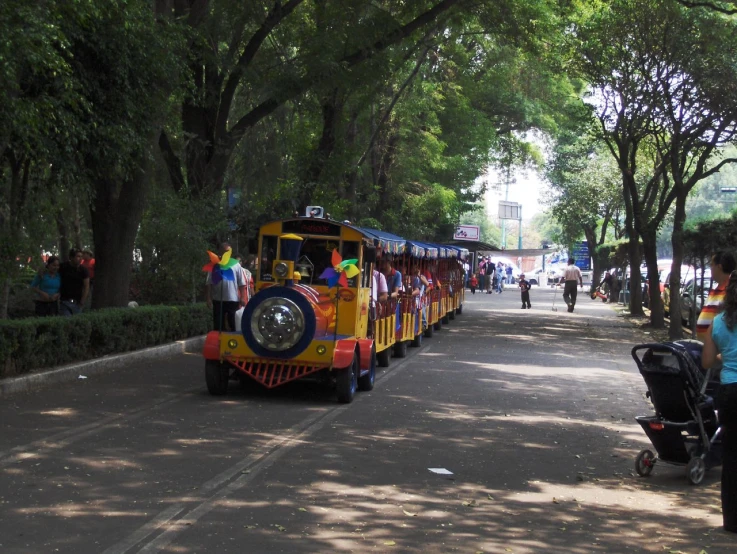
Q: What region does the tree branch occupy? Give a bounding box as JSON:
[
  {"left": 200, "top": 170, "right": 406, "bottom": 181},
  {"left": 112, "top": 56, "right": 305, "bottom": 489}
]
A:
[
  {"left": 227, "top": 0, "right": 461, "bottom": 144},
  {"left": 216, "top": 0, "right": 306, "bottom": 138},
  {"left": 355, "top": 44, "right": 433, "bottom": 170}
]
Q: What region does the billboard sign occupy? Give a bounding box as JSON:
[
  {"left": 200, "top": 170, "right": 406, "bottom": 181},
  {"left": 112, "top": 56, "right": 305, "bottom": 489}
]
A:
[
  {"left": 498, "top": 200, "right": 521, "bottom": 220},
  {"left": 571, "top": 241, "right": 591, "bottom": 271},
  {"left": 453, "top": 225, "right": 480, "bottom": 241}
]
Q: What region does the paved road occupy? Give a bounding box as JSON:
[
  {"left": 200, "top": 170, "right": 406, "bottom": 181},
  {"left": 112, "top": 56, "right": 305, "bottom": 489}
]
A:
[{"left": 1, "top": 287, "right": 733, "bottom": 553}]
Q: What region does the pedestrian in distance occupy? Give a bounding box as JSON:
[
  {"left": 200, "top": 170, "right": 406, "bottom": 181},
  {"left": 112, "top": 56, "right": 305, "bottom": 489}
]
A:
[
  {"left": 30, "top": 256, "right": 61, "bottom": 316},
  {"left": 486, "top": 262, "right": 494, "bottom": 294},
  {"left": 702, "top": 269, "right": 737, "bottom": 534},
  {"left": 469, "top": 273, "right": 478, "bottom": 295},
  {"left": 562, "top": 257, "right": 583, "bottom": 313},
  {"left": 58, "top": 248, "right": 90, "bottom": 316},
  {"left": 518, "top": 273, "right": 531, "bottom": 309}
]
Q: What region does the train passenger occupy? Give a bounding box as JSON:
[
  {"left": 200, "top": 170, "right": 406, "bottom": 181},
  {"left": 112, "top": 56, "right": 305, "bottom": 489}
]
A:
[
  {"left": 382, "top": 259, "right": 403, "bottom": 300},
  {"left": 412, "top": 267, "right": 429, "bottom": 328},
  {"left": 373, "top": 269, "right": 388, "bottom": 303}
]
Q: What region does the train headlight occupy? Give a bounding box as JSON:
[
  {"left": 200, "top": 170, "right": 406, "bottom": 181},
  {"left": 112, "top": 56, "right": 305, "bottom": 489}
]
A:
[
  {"left": 274, "top": 262, "right": 290, "bottom": 279},
  {"left": 227, "top": 339, "right": 238, "bottom": 349},
  {"left": 316, "top": 345, "right": 327, "bottom": 355},
  {"left": 250, "top": 297, "right": 305, "bottom": 351}
]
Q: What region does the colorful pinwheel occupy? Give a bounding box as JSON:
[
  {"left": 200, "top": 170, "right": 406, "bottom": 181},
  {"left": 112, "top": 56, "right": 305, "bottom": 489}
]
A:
[
  {"left": 202, "top": 249, "right": 240, "bottom": 285},
  {"left": 319, "top": 249, "right": 359, "bottom": 288}
]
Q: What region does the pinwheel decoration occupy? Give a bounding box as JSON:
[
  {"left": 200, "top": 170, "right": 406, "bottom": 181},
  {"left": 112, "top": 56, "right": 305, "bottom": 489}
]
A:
[
  {"left": 319, "top": 249, "right": 359, "bottom": 288},
  {"left": 202, "top": 249, "right": 240, "bottom": 285}
]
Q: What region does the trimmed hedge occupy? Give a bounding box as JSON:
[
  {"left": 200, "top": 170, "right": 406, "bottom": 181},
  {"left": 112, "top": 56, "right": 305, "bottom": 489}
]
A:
[{"left": 0, "top": 304, "right": 211, "bottom": 379}]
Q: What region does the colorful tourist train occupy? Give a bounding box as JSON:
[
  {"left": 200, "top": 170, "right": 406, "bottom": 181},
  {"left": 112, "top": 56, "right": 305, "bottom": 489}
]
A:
[{"left": 202, "top": 210, "right": 468, "bottom": 402}]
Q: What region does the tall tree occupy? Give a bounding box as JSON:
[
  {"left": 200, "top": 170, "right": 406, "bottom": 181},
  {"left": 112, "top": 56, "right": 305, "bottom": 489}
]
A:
[
  {"left": 545, "top": 119, "right": 625, "bottom": 290},
  {"left": 569, "top": 0, "right": 737, "bottom": 326}
]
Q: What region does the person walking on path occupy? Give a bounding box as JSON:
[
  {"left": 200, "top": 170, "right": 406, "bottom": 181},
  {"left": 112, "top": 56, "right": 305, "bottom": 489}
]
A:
[
  {"left": 562, "top": 257, "right": 583, "bottom": 313},
  {"left": 58, "top": 249, "right": 90, "bottom": 316},
  {"left": 702, "top": 269, "right": 737, "bottom": 534},
  {"left": 518, "top": 273, "right": 531, "bottom": 309},
  {"left": 486, "top": 262, "right": 495, "bottom": 294},
  {"left": 697, "top": 251, "right": 736, "bottom": 342}
]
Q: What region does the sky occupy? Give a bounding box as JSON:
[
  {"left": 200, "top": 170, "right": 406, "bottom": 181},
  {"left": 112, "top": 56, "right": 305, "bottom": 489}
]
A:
[{"left": 484, "top": 165, "right": 548, "bottom": 223}]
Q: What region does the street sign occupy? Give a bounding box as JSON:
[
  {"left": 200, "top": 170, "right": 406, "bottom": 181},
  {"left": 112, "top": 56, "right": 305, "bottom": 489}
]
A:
[
  {"left": 453, "top": 225, "right": 480, "bottom": 241},
  {"left": 571, "top": 241, "right": 591, "bottom": 271},
  {"left": 498, "top": 200, "right": 521, "bottom": 220}
]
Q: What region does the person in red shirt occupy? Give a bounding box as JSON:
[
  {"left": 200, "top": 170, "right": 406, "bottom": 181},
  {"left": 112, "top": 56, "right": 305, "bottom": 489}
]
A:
[
  {"left": 81, "top": 250, "right": 95, "bottom": 284},
  {"left": 469, "top": 274, "right": 478, "bottom": 294}
]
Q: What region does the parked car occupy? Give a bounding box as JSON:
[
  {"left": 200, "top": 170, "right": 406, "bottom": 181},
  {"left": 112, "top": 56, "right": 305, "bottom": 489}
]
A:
[
  {"left": 659, "top": 264, "right": 691, "bottom": 315},
  {"left": 546, "top": 264, "right": 565, "bottom": 286},
  {"left": 680, "top": 269, "right": 713, "bottom": 326},
  {"left": 528, "top": 267, "right": 546, "bottom": 286}
]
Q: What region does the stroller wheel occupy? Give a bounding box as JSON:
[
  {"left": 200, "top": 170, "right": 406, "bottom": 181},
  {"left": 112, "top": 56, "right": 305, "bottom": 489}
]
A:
[
  {"left": 635, "top": 449, "right": 656, "bottom": 477},
  {"left": 686, "top": 457, "right": 706, "bottom": 485}
]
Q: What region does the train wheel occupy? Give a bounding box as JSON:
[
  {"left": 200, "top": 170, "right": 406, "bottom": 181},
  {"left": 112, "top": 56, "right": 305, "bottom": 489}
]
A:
[
  {"left": 358, "top": 346, "right": 376, "bottom": 391},
  {"left": 205, "top": 360, "right": 229, "bottom": 396},
  {"left": 434, "top": 320, "right": 442, "bottom": 331},
  {"left": 411, "top": 332, "right": 423, "bottom": 348},
  {"left": 394, "top": 340, "right": 408, "bottom": 358},
  {"left": 456, "top": 304, "right": 463, "bottom": 315},
  {"left": 336, "top": 354, "right": 358, "bottom": 403},
  {"left": 377, "top": 346, "right": 391, "bottom": 368},
  {"left": 424, "top": 323, "right": 434, "bottom": 338},
  {"left": 448, "top": 309, "right": 456, "bottom": 320},
  {"left": 442, "top": 314, "right": 450, "bottom": 324}
]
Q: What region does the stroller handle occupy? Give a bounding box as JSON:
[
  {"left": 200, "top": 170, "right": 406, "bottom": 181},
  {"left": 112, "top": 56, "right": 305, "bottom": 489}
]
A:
[{"left": 631, "top": 343, "right": 679, "bottom": 365}]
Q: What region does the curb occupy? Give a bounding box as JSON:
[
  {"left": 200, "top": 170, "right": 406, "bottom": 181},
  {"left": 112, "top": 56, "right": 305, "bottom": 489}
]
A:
[{"left": 0, "top": 335, "right": 206, "bottom": 398}]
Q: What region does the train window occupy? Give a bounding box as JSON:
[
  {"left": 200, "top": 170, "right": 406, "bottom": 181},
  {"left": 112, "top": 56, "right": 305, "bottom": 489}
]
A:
[
  {"left": 297, "top": 238, "right": 361, "bottom": 287},
  {"left": 260, "top": 235, "right": 278, "bottom": 282},
  {"left": 342, "top": 241, "right": 360, "bottom": 287},
  {"left": 300, "top": 238, "right": 337, "bottom": 286}
]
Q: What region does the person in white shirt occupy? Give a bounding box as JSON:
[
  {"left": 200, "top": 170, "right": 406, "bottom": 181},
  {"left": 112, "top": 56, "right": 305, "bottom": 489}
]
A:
[
  {"left": 562, "top": 257, "right": 584, "bottom": 313},
  {"left": 234, "top": 253, "right": 255, "bottom": 301},
  {"left": 372, "top": 269, "right": 388, "bottom": 303},
  {"left": 206, "top": 244, "right": 247, "bottom": 331}
]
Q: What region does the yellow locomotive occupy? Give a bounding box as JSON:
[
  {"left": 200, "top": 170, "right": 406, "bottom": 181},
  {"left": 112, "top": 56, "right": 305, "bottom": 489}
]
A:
[{"left": 202, "top": 212, "right": 467, "bottom": 402}]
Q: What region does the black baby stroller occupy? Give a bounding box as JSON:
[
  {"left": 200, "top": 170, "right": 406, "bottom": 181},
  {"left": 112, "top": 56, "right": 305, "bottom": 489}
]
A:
[{"left": 632, "top": 340, "right": 721, "bottom": 485}]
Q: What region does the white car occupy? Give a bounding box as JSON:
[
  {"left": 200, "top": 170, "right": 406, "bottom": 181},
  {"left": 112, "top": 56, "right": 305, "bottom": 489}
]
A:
[{"left": 528, "top": 267, "right": 546, "bottom": 285}]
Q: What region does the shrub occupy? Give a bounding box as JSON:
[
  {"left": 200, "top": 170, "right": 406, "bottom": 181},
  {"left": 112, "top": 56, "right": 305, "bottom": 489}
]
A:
[{"left": 0, "top": 303, "right": 210, "bottom": 378}]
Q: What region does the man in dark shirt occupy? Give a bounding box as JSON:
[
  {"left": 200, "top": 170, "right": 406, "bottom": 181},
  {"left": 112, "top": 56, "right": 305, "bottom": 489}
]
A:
[{"left": 59, "top": 248, "right": 90, "bottom": 316}]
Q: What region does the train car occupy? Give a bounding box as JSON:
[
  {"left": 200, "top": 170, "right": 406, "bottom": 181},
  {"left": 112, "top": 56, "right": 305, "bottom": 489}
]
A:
[
  {"left": 444, "top": 245, "right": 468, "bottom": 316},
  {"left": 202, "top": 212, "right": 465, "bottom": 402}
]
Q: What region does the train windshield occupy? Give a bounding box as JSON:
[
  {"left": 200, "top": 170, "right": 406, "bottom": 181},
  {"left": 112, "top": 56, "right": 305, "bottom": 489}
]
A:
[{"left": 299, "top": 238, "right": 360, "bottom": 287}]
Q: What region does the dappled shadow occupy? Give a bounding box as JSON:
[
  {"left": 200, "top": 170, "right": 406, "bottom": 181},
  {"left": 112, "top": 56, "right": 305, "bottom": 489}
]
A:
[{"left": 0, "top": 291, "right": 731, "bottom": 553}]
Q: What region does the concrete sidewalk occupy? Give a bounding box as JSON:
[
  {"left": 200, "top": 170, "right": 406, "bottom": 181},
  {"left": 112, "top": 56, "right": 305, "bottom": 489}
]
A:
[{"left": 0, "top": 335, "right": 205, "bottom": 398}]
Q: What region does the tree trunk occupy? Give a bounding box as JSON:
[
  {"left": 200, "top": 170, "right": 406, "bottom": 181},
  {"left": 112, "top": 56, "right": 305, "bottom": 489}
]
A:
[
  {"left": 668, "top": 193, "right": 688, "bottom": 340},
  {"left": 56, "top": 211, "right": 70, "bottom": 262},
  {"left": 641, "top": 233, "right": 664, "bottom": 327},
  {"left": 90, "top": 150, "right": 151, "bottom": 309},
  {"left": 297, "top": 89, "right": 343, "bottom": 210},
  {"left": 626, "top": 238, "right": 644, "bottom": 315},
  {"left": 584, "top": 228, "right": 601, "bottom": 295},
  {"left": 0, "top": 278, "right": 9, "bottom": 320}
]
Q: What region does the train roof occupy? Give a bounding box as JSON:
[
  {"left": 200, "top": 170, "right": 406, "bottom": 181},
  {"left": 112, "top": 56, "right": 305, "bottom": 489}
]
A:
[{"left": 261, "top": 218, "right": 466, "bottom": 260}]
